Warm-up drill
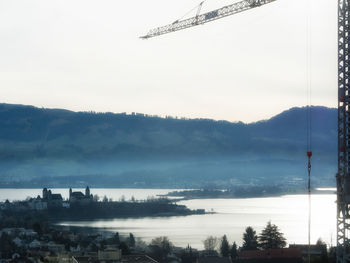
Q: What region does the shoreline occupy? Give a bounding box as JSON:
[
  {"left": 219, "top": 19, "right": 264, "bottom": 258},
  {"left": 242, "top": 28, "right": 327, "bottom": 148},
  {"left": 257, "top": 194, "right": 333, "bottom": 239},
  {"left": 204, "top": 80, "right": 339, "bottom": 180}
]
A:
[{"left": 160, "top": 189, "right": 336, "bottom": 201}]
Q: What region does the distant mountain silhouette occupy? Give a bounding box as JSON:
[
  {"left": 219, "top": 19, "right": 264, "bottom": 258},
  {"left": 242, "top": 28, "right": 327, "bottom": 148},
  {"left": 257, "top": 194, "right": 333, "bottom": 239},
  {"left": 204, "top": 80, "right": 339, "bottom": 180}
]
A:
[{"left": 0, "top": 103, "right": 337, "bottom": 188}]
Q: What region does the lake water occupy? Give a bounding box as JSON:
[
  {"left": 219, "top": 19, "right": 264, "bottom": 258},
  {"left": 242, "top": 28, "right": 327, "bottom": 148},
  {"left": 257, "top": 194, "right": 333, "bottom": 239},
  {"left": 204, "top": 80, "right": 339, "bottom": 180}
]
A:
[{"left": 0, "top": 188, "right": 336, "bottom": 249}]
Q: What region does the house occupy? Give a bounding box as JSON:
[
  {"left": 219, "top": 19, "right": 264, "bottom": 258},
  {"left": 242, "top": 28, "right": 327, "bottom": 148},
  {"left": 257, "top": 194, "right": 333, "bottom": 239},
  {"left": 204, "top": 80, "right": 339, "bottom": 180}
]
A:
[
  {"left": 58, "top": 253, "right": 75, "bottom": 263},
  {"left": 29, "top": 239, "right": 41, "bottom": 249},
  {"left": 48, "top": 241, "right": 66, "bottom": 254},
  {"left": 98, "top": 248, "right": 121, "bottom": 262},
  {"left": 121, "top": 255, "right": 159, "bottom": 263},
  {"left": 28, "top": 195, "right": 48, "bottom": 210},
  {"left": 11, "top": 201, "right": 30, "bottom": 211},
  {"left": 289, "top": 244, "right": 328, "bottom": 262},
  {"left": 69, "top": 234, "right": 79, "bottom": 242},
  {"left": 19, "top": 228, "right": 38, "bottom": 238},
  {"left": 12, "top": 237, "right": 23, "bottom": 248},
  {"left": 72, "top": 255, "right": 99, "bottom": 263},
  {"left": 1, "top": 228, "right": 15, "bottom": 236},
  {"left": 70, "top": 244, "right": 82, "bottom": 253},
  {"left": 237, "top": 248, "right": 303, "bottom": 263},
  {"left": 197, "top": 256, "right": 232, "bottom": 263}
]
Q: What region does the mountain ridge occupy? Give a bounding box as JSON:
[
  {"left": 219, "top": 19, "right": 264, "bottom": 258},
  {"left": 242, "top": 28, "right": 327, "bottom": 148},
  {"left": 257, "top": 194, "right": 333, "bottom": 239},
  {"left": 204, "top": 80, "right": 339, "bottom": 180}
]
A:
[{"left": 0, "top": 103, "right": 337, "bottom": 188}]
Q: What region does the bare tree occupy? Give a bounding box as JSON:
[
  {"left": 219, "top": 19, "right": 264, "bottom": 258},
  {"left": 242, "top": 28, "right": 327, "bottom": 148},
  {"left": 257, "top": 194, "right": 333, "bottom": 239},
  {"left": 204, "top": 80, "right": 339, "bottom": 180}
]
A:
[
  {"left": 149, "top": 236, "right": 173, "bottom": 260},
  {"left": 203, "top": 236, "right": 218, "bottom": 252},
  {"left": 93, "top": 194, "right": 100, "bottom": 202}
]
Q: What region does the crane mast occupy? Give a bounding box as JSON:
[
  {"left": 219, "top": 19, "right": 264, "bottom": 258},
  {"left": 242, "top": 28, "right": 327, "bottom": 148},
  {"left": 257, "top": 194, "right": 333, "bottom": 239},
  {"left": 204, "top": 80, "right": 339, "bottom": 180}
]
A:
[
  {"left": 140, "top": 0, "right": 276, "bottom": 39},
  {"left": 337, "top": 0, "right": 350, "bottom": 261},
  {"left": 142, "top": 0, "right": 350, "bottom": 261}
]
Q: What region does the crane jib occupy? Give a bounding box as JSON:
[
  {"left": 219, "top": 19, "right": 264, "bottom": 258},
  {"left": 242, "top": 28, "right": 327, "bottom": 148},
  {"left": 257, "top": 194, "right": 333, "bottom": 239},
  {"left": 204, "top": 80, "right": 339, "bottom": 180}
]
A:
[
  {"left": 140, "top": 0, "right": 277, "bottom": 39},
  {"left": 205, "top": 10, "right": 219, "bottom": 20}
]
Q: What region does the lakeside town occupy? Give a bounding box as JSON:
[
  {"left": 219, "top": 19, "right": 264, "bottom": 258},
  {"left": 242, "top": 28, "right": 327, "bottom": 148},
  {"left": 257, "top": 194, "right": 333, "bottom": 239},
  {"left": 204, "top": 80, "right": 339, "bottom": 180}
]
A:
[
  {"left": 1, "top": 187, "right": 204, "bottom": 219},
  {"left": 0, "top": 187, "right": 334, "bottom": 263}
]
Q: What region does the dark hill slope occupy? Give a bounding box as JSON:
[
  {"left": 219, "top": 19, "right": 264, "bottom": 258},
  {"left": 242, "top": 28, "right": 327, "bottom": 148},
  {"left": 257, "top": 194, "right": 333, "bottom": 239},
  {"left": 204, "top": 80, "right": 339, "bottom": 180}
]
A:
[
  {"left": 251, "top": 106, "right": 336, "bottom": 156},
  {"left": 0, "top": 103, "right": 337, "bottom": 188}
]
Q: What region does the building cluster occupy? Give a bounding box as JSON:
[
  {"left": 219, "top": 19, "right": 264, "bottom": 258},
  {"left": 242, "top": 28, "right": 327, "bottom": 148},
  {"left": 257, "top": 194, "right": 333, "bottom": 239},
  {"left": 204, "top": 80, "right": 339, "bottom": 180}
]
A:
[
  {"left": 0, "top": 227, "right": 158, "bottom": 263},
  {"left": 0, "top": 224, "right": 329, "bottom": 263},
  {"left": 1, "top": 187, "right": 94, "bottom": 212}
]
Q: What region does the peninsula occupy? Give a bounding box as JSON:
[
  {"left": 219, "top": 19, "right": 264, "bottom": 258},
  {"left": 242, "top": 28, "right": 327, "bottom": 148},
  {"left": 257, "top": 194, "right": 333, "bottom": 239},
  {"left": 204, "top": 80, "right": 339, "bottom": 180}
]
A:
[{"left": 1, "top": 187, "right": 205, "bottom": 220}]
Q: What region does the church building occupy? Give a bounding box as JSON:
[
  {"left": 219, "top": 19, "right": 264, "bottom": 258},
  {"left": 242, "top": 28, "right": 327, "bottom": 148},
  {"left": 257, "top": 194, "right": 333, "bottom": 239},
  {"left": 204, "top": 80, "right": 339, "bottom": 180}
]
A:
[{"left": 69, "top": 186, "right": 93, "bottom": 205}]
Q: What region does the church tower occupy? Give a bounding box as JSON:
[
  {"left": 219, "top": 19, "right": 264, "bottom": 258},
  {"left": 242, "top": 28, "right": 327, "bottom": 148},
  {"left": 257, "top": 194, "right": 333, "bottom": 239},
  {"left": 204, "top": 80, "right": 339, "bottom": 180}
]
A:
[
  {"left": 85, "top": 186, "right": 90, "bottom": 197},
  {"left": 43, "top": 188, "right": 48, "bottom": 200}
]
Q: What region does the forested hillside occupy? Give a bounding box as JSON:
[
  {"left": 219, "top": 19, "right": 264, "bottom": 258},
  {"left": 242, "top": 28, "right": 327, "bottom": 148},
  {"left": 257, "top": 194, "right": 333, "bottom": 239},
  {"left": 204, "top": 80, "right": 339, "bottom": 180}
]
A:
[{"left": 0, "top": 103, "right": 337, "bottom": 188}]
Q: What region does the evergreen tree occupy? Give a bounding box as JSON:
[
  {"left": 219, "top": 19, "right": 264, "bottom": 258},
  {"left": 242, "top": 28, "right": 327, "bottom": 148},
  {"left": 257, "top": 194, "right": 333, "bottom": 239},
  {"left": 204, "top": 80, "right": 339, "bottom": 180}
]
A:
[
  {"left": 90, "top": 243, "right": 98, "bottom": 252},
  {"left": 119, "top": 242, "right": 131, "bottom": 255},
  {"left": 33, "top": 222, "right": 43, "bottom": 236},
  {"left": 129, "top": 233, "right": 136, "bottom": 247},
  {"left": 100, "top": 240, "right": 107, "bottom": 250},
  {"left": 0, "top": 233, "right": 16, "bottom": 258},
  {"left": 316, "top": 238, "right": 328, "bottom": 263},
  {"left": 114, "top": 232, "right": 120, "bottom": 245},
  {"left": 220, "top": 235, "right": 230, "bottom": 257},
  {"left": 258, "top": 221, "right": 286, "bottom": 249},
  {"left": 241, "top": 226, "right": 258, "bottom": 251},
  {"left": 230, "top": 242, "right": 238, "bottom": 259}
]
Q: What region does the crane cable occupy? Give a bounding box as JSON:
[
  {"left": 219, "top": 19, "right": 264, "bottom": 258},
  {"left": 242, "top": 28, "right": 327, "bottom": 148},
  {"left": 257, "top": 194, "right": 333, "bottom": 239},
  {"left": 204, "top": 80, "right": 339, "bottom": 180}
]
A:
[
  {"left": 172, "top": 1, "right": 207, "bottom": 24},
  {"left": 306, "top": 0, "right": 312, "bottom": 262}
]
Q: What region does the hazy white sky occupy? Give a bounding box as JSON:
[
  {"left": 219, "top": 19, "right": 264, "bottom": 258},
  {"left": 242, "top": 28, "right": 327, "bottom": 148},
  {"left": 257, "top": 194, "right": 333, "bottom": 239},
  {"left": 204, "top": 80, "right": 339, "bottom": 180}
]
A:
[{"left": 0, "top": 0, "right": 337, "bottom": 123}]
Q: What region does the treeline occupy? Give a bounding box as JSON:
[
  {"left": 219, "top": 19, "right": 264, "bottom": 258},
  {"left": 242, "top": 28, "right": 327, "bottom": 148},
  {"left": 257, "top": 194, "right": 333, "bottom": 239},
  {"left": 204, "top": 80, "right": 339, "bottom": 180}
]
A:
[
  {"left": 48, "top": 200, "right": 203, "bottom": 220},
  {"left": 0, "top": 210, "right": 49, "bottom": 235},
  {"left": 201, "top": 222, "right": 287, "bottom": 258},
  {"left": 200, "top": 222, "right": 330, "bottom": 263},
  {"left": 166, "top": 186, "right": 287, "bottom": 199},
  {"left": 0, "top": 103, "right": 336, "bottom": 158}
]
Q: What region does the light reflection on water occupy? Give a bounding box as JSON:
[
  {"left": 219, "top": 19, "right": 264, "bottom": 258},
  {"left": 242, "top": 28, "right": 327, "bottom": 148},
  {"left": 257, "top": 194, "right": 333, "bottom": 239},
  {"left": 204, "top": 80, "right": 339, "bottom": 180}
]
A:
[
  {"left": 0, "top": 189, "right": 336, "bottom": 249},
  {"left": 56, "top": 194, "right": 336, "bottom": 249}
]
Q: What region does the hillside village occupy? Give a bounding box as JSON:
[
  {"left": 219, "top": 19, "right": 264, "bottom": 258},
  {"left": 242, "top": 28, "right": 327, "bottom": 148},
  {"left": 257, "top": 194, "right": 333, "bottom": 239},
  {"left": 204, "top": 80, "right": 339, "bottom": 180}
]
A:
[{"left": 0, "top": 223, "right": 331, "bottom": 263}]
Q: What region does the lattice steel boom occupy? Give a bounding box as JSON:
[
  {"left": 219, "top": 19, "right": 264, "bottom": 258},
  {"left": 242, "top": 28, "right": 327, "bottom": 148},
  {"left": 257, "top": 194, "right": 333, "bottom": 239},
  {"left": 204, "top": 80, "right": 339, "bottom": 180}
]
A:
[
  {"left": 140, "top": 0, "right": 276, "bottom": 39},
  {"left": 337, "top": 0, "right": 350, "bottom": 262}
]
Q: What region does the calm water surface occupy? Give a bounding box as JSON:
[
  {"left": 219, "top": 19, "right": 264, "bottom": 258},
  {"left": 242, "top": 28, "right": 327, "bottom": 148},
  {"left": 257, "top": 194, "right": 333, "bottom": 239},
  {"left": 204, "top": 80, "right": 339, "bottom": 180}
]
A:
[{"left": 0, "top": 189, "right": 336, "bottom": 249}]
